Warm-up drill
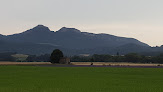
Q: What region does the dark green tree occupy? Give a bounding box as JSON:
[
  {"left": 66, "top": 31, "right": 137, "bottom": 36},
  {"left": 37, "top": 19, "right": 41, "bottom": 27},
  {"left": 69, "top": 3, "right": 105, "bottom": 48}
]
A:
[{"left": 50, "top": 49, "right": 64, "bottom": 63}]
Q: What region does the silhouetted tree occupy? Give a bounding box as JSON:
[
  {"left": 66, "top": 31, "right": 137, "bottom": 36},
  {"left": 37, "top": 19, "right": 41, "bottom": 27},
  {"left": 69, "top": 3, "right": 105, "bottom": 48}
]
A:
[{"left": 50, "top": 49, "right": 64, "bottom": 63}]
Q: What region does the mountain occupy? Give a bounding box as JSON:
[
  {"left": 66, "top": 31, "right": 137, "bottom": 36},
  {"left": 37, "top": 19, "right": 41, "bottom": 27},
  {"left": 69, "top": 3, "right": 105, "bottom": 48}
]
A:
[
  {"left": 5, "top": 25, "right": 149, "bottom": 48},
  {"left": 12, "top": 25, "right": 149, "bottom": 48},
  {"left": 115, "top": 43, "right": 151, "bottom": 54},
  {"left": 0, "top": 34, "right": 5, "bottom": 39},
  {"left": 0, "top": 25, "right": 160, "bottom": 55},
  {"left": 6, "top": 25, "right": 55, "bottom": 43},
  {"left": 0, "top": 34, "right": 6, "bottom": 44}
]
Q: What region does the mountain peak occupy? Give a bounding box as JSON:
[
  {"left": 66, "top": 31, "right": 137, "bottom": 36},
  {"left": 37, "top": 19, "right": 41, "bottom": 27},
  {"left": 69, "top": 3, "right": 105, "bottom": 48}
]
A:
[
  {"left": 15, "top": 25, "right": 52, "bottom": 35},
  {"left": 57, "top": 27, "right": 81, "bottom": 33},
  {"left": 36, "top": 24, "right": 46, "bottom": 27},
  {"left": 32, "top": 25, "right": 50, "bottom": 32}
]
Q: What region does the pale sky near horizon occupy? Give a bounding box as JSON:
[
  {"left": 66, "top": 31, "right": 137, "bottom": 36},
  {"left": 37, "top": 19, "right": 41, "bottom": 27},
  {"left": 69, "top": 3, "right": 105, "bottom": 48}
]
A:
[{"left": 0, "top": 0, "right": 163, "bottom": 46}]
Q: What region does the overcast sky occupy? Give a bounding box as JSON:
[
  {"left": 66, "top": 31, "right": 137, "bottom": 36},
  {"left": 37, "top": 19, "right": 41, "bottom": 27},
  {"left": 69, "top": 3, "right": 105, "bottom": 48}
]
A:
[{"left": 0, "top": 0, "right": 163, "bottom": 46}]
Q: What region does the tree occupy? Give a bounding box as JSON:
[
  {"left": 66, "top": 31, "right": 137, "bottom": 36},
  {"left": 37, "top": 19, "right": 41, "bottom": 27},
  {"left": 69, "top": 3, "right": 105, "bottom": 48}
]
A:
[
  {"left": 90, "top": 58, "right": 94, "bottom": 62},
  {"left": 26, "top": 55, "right": 37, "bottom": 62},
  {"left": 125, "top": 53, "right": 141, "bottom": 62},
  {"left": 50, "top": 49, "right": 64, "bottom": 63},
  {"left": 155, "top": 53, "right": 163, "bottom": 64}
]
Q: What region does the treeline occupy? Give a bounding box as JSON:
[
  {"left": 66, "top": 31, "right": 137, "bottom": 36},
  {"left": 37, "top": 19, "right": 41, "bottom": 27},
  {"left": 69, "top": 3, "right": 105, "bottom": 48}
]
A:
[
  {"left": 0, "top": 52, "right": 16, "bottom": 61},
  {"left": 25, "top": 54, "right": 50, "bottom": 62},
  {"left": 71, "top": 53, "right": 163, "bottom": 64},
  {"left": 0, "top": 52, "right": 50, "bottom": 62},
  {"left": 1, "top": 52, "right": 163, "bottom": 64}
]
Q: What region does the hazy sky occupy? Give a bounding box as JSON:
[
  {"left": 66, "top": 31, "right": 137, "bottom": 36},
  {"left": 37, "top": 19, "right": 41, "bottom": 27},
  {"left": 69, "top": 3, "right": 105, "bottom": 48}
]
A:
[{"left": 0, "top": 0, "right": 163, "bottom": 46}]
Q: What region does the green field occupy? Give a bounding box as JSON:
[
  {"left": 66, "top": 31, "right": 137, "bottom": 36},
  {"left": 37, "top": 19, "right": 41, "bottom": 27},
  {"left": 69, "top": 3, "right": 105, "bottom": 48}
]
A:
[{"left": 0, "top": 66, "right": 163, "bottom": 92}]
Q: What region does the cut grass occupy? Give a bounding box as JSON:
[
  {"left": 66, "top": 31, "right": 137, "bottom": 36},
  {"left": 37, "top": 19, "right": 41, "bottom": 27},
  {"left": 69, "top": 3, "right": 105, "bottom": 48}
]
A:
[{"left": 0, "top": 66, "right": 163, "bottom": 92}]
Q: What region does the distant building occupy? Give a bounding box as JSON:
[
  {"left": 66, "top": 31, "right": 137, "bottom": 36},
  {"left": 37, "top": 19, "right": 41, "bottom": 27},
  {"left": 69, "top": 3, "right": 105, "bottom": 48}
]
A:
[
  {"left": 12, "top": 54, "right": 28, "bottom": 61},
  {"left": 59, "top": 57, "right": 70, "bottom": 64},
  {"left": 79, "top": 54, "right": 90, "bottom": 57}
]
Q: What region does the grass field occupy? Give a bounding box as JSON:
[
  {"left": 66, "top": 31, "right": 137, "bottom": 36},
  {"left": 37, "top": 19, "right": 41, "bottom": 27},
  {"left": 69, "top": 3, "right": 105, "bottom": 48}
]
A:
[{"left": 0, "top": 66, "right": 163, "bottom": 92}]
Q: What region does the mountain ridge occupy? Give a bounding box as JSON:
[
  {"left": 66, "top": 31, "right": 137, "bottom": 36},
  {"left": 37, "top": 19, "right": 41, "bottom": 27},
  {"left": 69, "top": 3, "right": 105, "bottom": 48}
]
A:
[
  {"left": 1, "top": 25, "right": 149, "bottom": 48},
  {"left": 0, "top": 25, "right": 156, "bottom": 55}
]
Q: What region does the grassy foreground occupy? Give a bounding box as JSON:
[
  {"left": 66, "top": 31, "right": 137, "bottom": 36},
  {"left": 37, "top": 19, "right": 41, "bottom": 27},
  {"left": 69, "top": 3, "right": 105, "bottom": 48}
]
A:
[{"left": 0, "top": 66, "right": 163, "bottom": 92}]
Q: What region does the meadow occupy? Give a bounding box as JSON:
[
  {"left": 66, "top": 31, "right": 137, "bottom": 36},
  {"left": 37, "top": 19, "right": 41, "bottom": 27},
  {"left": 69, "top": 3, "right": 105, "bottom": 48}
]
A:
[{"left": 0, "top": 66, "right": 163, "bottom": 92}]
